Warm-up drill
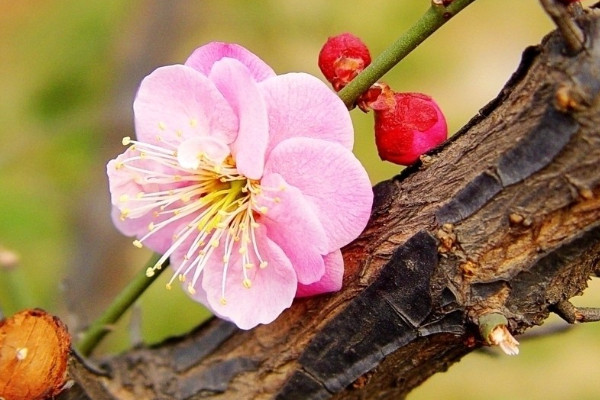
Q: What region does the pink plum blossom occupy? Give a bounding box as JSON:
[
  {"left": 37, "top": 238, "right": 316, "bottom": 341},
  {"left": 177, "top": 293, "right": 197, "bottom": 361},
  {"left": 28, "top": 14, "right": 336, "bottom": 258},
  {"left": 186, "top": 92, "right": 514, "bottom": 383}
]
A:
[{"left": 107, "top": 42, "right": 373, "bottom": 330}]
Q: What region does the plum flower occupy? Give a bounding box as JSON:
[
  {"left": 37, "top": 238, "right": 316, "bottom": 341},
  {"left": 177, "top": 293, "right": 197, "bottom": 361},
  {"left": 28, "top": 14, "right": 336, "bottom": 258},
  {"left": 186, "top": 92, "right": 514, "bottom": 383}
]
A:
[{"left": 107, "top": 43, "right": 373, "bottom": 329}]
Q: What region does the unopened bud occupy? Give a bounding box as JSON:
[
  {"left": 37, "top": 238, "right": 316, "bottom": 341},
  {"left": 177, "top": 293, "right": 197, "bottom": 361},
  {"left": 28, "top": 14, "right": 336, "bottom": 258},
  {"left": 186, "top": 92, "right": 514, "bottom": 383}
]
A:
[
  {"left": 374, "top": 92, "right": 448, "bottom": 166},
  {"left": 318, "top": 33, "right": 371, "bottom": 91}
]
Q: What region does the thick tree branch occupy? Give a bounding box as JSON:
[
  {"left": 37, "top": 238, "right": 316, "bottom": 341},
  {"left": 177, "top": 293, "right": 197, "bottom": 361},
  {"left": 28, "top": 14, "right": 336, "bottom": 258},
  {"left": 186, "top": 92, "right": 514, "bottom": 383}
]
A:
[{"left": 60, "top": 8, "right": 600, "bottom": 400}]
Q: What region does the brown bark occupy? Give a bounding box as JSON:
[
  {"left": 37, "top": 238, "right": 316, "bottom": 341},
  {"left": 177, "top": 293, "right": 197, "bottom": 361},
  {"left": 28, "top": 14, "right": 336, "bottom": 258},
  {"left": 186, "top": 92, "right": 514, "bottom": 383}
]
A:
[{"left": 60, "top": 7, "right": 600, "bottom": 400}]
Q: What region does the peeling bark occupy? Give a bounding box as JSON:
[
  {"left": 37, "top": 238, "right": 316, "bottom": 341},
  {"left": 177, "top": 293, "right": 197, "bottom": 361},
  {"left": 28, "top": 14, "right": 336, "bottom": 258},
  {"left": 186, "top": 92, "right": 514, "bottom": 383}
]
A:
[{"left": 60, "top": 8, "right": 600, "bottom": 400}]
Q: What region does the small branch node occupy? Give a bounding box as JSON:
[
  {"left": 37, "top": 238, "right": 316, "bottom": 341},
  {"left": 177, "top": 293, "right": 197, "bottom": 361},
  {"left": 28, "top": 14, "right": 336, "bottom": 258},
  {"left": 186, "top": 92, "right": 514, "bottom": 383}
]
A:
[
  {"left": 540, "top": 0, "right": 585, "bottom": 54},
  {"left": 553, "top": 300, "right": 600, "bottom": 323},
  {"left": 477, "top": 313, "right": 520, "bottom": 355}
]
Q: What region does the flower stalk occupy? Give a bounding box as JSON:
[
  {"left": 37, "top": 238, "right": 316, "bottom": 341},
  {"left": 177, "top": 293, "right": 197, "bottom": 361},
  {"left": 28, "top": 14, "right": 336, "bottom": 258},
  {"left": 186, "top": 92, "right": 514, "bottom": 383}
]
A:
[
  {"left": 76, "top": 253, "right": 168, "bottom": 356},
  {"left": 338, "top": 0, "right": 476, "bottom": 108}
]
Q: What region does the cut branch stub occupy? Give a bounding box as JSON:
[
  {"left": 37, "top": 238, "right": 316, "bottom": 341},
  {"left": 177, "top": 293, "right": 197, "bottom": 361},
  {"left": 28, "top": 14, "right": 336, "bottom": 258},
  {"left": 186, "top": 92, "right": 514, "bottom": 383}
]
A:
[{"left": 61, "top": 8, "right": 600, "bottom": 400}]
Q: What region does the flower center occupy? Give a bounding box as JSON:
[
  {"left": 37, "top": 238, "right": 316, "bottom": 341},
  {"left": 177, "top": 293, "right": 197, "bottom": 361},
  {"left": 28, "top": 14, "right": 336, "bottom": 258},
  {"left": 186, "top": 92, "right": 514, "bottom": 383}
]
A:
[{"left": 115, "top": 136, "right": 275, "bottom": 303}]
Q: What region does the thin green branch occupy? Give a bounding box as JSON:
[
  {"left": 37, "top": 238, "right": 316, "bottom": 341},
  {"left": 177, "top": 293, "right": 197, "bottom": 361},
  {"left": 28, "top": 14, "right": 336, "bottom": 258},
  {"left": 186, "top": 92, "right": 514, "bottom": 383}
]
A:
[
  {"left": 338, "top": 0, "right": 476, "bottom": 108},
  {"left": 76, "top": 253, "right": 168, "bottom": 356}
]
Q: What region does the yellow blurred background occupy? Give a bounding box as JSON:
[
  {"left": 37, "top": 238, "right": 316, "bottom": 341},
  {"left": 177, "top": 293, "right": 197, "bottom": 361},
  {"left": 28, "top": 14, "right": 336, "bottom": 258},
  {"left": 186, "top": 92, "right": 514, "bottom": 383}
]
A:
[{"left": 0, "top": 1, "right": 598, "bottom": 399}]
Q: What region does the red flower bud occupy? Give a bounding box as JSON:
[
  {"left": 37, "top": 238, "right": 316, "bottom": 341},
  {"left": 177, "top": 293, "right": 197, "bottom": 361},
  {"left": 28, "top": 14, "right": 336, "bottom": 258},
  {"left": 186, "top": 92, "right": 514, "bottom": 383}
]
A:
[
  {"left": 318, "top": 33, "right": 371, "bottom": 91},
  {"left": 374, "top": 92, "right": 448, "bottom": 165}
]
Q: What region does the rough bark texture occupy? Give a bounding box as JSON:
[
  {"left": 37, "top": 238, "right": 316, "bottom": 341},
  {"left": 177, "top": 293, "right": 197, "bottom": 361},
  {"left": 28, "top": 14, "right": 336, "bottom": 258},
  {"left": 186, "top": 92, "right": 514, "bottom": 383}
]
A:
[{"left": 60, "top": 8, "right": 600, "bottom": 400}]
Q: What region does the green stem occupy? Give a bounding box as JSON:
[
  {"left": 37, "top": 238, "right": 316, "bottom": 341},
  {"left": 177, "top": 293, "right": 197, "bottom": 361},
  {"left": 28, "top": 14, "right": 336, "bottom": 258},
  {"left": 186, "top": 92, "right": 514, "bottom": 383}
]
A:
[
  {"left": 338, "top": 0, "right": 477, "bottom": 108},
  {"left": 77, "top": 253, "right": 168, "bottom": 356}
]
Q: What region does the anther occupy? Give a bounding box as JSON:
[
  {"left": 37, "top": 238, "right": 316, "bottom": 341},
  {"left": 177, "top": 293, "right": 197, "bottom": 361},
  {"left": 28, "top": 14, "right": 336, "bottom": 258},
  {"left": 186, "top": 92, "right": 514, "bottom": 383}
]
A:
[
  {"left": 146, "top": 268, "right": 155, "bottom": 277},
  {"left": 243, "top": 278, "right": 252, "bottom": 289},
  {"left": 133, "top": 240, "right": 143, "bottom": 248},
  {"left": 187, "top": 284, "right": 196, "bottom": 294},
  {"left": 122, "top": 137, "right": 131, "bottom": 146}
]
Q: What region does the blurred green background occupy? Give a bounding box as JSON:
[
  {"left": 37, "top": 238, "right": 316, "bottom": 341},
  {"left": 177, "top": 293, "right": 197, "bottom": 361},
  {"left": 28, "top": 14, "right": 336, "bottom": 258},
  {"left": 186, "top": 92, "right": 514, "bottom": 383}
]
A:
[{"left": 0, "top": 1, "right": 599, "bottom": 399}]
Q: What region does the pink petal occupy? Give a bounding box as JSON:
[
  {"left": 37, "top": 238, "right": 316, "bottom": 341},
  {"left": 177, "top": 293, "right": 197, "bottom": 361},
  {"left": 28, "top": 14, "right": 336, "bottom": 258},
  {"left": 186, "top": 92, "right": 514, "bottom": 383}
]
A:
[
  {"left": 296, "top": 250, "right": 344, "bottom": 297},
  {"left": 134, "top": 65, "right": 238, "bottom": 147},
  {"left": 177, "top": 136, "right": 230, "bottom": 169},
  {"left": 259, "top": 73, "right": 354, "bottom": 157},
  {"left": 107, "top": 152, "right": 145, "bottom": 208},
  {"left": 264, "top": 137, "right": 373, "bottom": 252},
  {"left": 256, "top": 173, "right": 327, "bottom": 285},
  {"left": 209, "top": 58, "right": 269, "bottom": 179},
  {"left": 200, "top": 225, "right": 297, "bottom": 330},
  {"left": 185, "top": 42, "right": 275, "bottom": 82}
]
